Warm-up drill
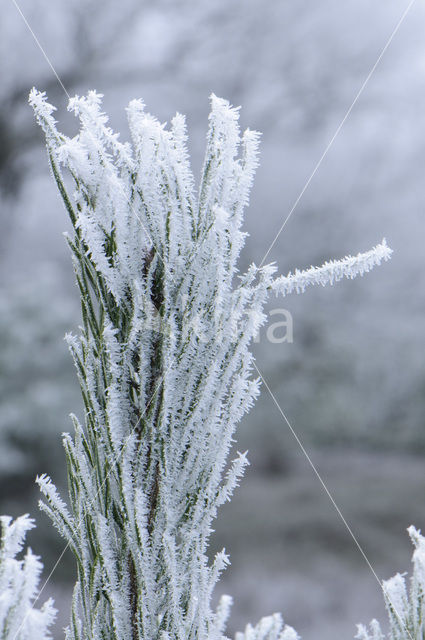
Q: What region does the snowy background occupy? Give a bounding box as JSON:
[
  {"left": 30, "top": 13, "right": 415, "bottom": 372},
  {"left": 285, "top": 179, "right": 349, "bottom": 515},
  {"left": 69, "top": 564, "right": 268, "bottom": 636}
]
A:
[{"left": 1, "top": 1, "right": 425, "bottom": 638}]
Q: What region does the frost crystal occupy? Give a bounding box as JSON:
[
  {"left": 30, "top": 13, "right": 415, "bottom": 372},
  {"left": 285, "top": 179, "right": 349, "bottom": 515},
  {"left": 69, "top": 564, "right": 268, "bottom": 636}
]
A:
[{"left": 30, "top": 88, "right": 391, "bottom": 640}]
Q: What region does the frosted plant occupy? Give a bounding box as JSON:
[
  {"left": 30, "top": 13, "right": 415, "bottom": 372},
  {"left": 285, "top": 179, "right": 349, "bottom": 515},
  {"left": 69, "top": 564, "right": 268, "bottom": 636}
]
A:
[
  {"left": 235, "top": 613, "right": 299, "bottom": 640},
  {"left": 356, "top": 526, "right": 425, "bottom": 640},
  {"left": 29, "top": 87, "right": 391, "bottom": 640},
  {"left": 0, "top": 514, "right": 56, "bottom": 640}
]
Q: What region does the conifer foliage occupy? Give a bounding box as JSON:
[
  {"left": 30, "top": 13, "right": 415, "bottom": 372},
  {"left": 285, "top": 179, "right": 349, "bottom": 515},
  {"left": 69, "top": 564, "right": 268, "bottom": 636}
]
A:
[{"left": 27, "top": 88, "right": 391, "bottom": 640}]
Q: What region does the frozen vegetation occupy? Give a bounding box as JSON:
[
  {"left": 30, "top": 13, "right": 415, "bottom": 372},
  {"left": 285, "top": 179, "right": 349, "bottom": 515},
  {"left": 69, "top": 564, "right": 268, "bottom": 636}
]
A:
[
  {"left": 1, "top": 87, "right": 385, "bottom": 640},
  {"left": 357, "top": 526, "right": 425, "bottom": 640},
  {"left": 0, "top": 514, "right": 56, "bottom": 639},
  {"left": 1, "top": 1, "right": 424, "bottom": 639}
]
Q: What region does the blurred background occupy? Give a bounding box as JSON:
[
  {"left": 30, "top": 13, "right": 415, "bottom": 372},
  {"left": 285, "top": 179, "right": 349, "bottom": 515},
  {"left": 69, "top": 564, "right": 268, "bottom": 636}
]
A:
[{"left": 1, "top": 0, "right": 425, "bottom": 638}]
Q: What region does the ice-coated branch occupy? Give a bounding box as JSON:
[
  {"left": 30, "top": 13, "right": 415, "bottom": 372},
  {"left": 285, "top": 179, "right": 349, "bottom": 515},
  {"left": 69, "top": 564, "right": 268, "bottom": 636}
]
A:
[
  {"left": 0, "top": 515, "right": 56, "bottom": 640},
  {"left": 272, "top": 239, "right": 392, "bottom": 297},
  {"left": 356, "top": 526, "right": 425, "bottom": 640},
  {"left": 30, "top": 87, "right": 391, "bottom": 640}
]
